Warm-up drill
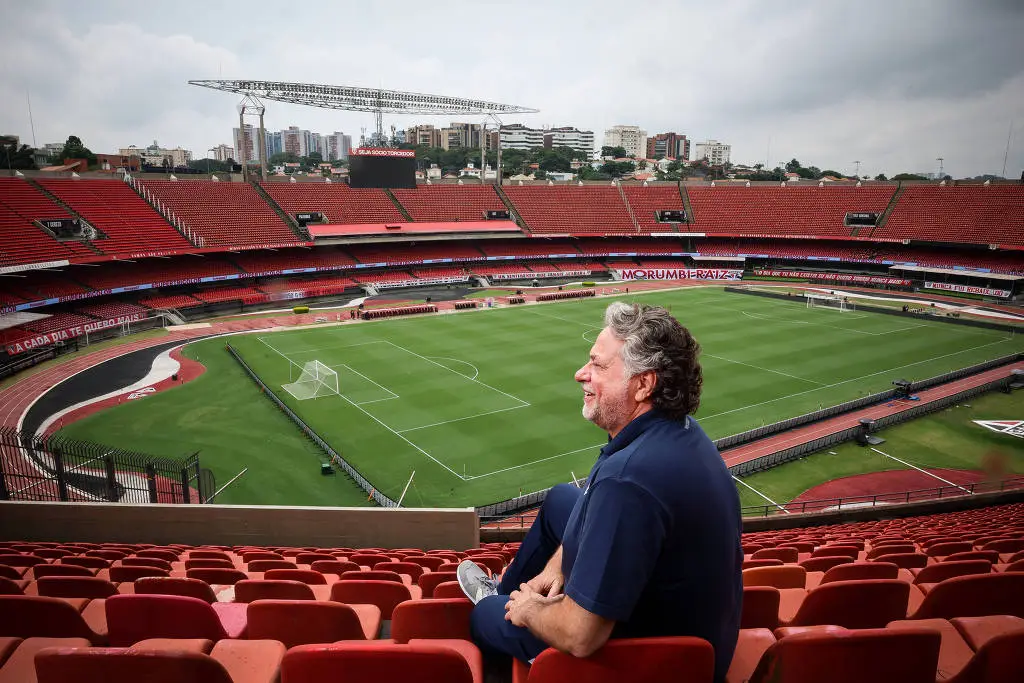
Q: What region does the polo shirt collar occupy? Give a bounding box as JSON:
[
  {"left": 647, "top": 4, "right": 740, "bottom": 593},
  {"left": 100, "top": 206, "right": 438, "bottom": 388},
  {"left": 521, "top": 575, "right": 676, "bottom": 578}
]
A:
[{"left": 599, "top": 409, "right": 664, "bottom": 459}]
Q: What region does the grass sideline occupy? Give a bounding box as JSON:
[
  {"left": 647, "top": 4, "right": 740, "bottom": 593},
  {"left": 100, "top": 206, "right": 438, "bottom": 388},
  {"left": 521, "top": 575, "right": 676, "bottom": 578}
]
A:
[
  {"left": 57, "top": 287, "right": 1024, "bottom": 507},
  {"left": 735, "top": 389, "right": 1024, "bottom": 510}
]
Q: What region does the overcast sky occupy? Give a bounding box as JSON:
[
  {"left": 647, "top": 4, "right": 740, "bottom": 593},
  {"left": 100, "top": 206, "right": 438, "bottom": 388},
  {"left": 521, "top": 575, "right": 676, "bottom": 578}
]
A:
[{"left": 1, "top": 0, "right": 1022, "bottom": 178}]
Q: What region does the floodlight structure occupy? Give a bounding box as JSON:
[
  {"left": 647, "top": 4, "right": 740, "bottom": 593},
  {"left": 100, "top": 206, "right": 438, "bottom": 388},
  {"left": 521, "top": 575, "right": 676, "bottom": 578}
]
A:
[{"left": 189, "top": 79, "right": 539, "bottom": 180}]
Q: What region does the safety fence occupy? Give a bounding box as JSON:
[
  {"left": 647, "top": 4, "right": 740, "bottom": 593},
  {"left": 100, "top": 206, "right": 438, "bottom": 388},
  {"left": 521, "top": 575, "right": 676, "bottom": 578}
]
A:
[{"left": 0, "top": 427, "right": 211, "bottom": 504}]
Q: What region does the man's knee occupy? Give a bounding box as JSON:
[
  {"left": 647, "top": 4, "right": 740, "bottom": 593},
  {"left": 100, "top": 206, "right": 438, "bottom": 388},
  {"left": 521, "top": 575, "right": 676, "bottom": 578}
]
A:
[{"left": 470, "top": 595, "right": 510, "bottom": 654}]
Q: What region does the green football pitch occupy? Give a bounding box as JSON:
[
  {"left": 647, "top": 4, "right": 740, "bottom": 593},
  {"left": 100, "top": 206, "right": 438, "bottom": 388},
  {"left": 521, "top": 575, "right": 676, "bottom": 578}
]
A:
[{"left": 57, "top": 287, "right": 1024, "bottom": 508}]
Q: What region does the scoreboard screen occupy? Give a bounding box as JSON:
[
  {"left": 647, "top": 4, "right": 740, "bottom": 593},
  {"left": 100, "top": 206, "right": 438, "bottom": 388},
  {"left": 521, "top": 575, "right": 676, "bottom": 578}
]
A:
[{"left": 349, "top": 147, "right": 416, "bottom": 189}]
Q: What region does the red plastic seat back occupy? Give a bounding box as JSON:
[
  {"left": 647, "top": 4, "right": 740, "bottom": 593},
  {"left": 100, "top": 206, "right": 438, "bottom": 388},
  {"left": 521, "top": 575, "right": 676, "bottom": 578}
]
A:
[
  {"left": 282, "top": 641, "right": 475, "bottom": 683},
  {"left": 417, "top": 571, "right": 458, "bottom": 598},
  {"left": 122, "top": 557, "right": 173, "bottom": 571},
  {"left": 105, "top": 594, "right": 228, "bottom": 646},
  {"left": 349, "top": 553, "right": 392, "bottom": 566},
  {"left": 378, "top": 561, "right": 425, "bottom": 581},
  {"left": 35, "top": 646, "right": 234, "bottom": 683},
  {"left": 340, "top": 570, "right": 404, "bottom": 584},
  {"left": 749, "top": 628, "right": 940, "bottom": 683},
  {"left": 247, "top": 599, "right": 368, "bottom": 648},
  {"left": 432, "top": 581, "right": 467, "bottom": 599},
  {"left": 790, "top": 580, "right": 910, "bottom": 629},
  {"left": 246, "top": 559, "right": 295, "bottom": 573},
  {"left": 134, "top": 577, "right": 217, "bottom": 603},
  {"left": 913, "top": 573, "right": 1024, "bottom": 620},
  {"left": 820, "top": 562, "right": 898, "bottom": 585},
  {"left": 799, "top": 556, "right": 852, "bottom": 573},
  {"left": 330, "top": 580, "right": 412, "bottom": 618},
  {"left": 0, "top": 595, "right": 102, "bottom": 644},
  {"left": 391, "top": 599, "right": 473, "bottom": 643},
  {"left": 234, "top": 579, "right": 316, "bottom": 603},
  {"left": 528, "top": 636, "right": 714, "bottom": 683},
  {"left": 751, "top": 547, "right": 798, "bottom": 564},
  {"left": 741, "top": 587, "right": 781, "bottom": 630},
  {"left": 37, "top": 576, "right": 119, "bottom": 599},
  {"left": 914, "top": 559, "right": 991, "bottom": 585},
  {"left": 263, "top": 569, "right": 327, "bottom": 585},
  {"left": 109, "top": 565, "right": 170, "bottom": 582},
  {"left": 185, "top": 568, "right": 248, "bottom": 585},
  {"left": 32, "top": 564, "right": 95, "bottom": 579}
]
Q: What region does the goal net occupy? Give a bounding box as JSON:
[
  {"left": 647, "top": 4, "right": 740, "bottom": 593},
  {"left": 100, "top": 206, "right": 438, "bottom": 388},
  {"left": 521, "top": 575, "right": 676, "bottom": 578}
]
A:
[
  {"left": 282, "top": 360, "right": 339, "bottom": 400},
  {"left": 806, "top": 295, "right": 855, "bottom": 312}
]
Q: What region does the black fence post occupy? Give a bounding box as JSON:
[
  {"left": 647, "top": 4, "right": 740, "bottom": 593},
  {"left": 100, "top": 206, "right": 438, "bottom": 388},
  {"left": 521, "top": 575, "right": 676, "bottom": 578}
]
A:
[
  {"left": 104, "top": 456, "right": 118, "bottom": 502},
  {"left": 52, "top": 448, "right": 69, "bottom": 502},
  {"left": 0, "top": 462, "right": 7, "bottom": 501},
  {"left": 146, "top": 464, "right": 158, "bottom": 503},
  {"left": 180, "top": 469, "right": 191, "bottom": 504}
]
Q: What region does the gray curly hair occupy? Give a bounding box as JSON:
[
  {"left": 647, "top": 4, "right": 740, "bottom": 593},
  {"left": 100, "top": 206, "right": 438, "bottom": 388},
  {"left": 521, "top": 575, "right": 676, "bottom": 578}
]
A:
[{"left": 603, "top": 301, "right": 702, "bottom": 419}]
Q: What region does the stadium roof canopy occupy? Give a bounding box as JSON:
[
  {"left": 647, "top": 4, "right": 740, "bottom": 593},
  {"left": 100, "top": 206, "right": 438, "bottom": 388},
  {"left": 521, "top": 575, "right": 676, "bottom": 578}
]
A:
[{"left": 187, "top": 80, "right": 539, "bottom": 115}]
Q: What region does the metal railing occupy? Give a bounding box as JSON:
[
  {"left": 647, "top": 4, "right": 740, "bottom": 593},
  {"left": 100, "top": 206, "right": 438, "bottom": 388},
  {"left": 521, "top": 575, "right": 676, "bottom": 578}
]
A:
[
  {"left": 0, "top": 427, "right": 211, "bottom": 503},
  {"left": 740, "top": 476, "right": 1024, "bottom": 518}
]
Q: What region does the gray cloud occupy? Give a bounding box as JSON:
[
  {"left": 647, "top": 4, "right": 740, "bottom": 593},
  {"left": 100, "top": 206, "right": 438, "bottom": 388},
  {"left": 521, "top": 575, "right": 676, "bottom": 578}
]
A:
[{"left": 1, "top": 0, "right": 1022, "bottom": 179}]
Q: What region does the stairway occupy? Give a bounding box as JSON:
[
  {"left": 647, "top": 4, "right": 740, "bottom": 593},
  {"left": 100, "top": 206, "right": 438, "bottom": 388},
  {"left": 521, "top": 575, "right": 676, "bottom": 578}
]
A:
[
  {"left": 678, "top": 183, "right": 696, "bottom": 227},
  {"left": 251, "top": 181, "right": 309, "bottom": 241},
  {"left": 24, "top": 178, "right": 105, "bottom": 255},
  {"left": 868, "top": 186, "right": 904, "bottom": 238},
  {"left": 384, "top": 189, "right": 413, "bottom": 221},
  {"left": 494, "top": 184, "right": 530, "bottom": 233},
  {"left": 617, "top": 183, "right": 641, "bottom": 233},
  {"left": 126, "top": 177, "right": 201, "bottom": 247}
]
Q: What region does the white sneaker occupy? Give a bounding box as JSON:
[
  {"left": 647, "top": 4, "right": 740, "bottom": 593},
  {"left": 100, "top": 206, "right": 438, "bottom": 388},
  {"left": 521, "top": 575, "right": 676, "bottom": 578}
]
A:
[{"left": 457, "top": 559, "right": 497, "bottom": 604}]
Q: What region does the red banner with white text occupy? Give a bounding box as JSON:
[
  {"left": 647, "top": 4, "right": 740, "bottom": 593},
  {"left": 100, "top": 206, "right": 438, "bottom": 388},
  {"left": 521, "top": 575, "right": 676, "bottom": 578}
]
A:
[
  {"left": 5, "top": 313, "right": 148, "bottom": 355},
  {"left": 754, "top": 269, "right": 911, "bottom": 286}
]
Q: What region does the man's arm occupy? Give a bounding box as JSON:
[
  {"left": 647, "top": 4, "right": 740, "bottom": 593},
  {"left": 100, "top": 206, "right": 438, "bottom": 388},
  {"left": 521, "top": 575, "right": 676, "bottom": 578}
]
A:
[
  {"left": 505, "top": 583, "right": 615, "bottom": 658},
  {"left": 525, "top": 546, "right": 564, "bottom": 597}
]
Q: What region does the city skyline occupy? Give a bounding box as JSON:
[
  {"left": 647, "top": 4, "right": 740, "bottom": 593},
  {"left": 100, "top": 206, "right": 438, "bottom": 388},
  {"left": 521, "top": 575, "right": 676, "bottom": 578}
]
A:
[{"left": 1, "top": 1, "right": 1022, "bottom": 179}]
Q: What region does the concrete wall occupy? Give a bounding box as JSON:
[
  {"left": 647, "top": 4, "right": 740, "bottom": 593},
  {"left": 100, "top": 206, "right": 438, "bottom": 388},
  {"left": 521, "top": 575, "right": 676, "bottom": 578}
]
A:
[{"left": 0, "top": 501, "right": 479, "bottom": 550}]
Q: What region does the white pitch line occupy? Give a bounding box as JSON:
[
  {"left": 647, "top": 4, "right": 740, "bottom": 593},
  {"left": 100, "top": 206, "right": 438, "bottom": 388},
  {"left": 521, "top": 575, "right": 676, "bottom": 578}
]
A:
[
  {"left": 463, "top": 443, "right": 604, "bottom": 481},
  {"left": 732, "top": 475, "right": 789, "bottom": 514},
  {"left": 258, "top": 338, "right": 387, "bottom": 355},
  {"left": 700, "top": 337, "right": 1011, "bottom": 421},
  {"left": 870, "top": 447, "right": 973, "bottom": 494},
  {"left": 705, "top": 354, "right": 823, "bottom": 385},
  {"left": 355, "top": 396, "right": 400, "bottom": 405},
  {"left": 384, "top": 341, "right": 530, "bottom": 407},
  {"left": 336, "top": 364, "right": 399, "bottom": 399},
  {"left": 254, "top": 335, "right": 466, "bottom": 481},
  {"left": 398, "top": 404, "right": 530, "bottom": 433},
  {"left": 426, "top": 356, "right": 480, "bottom": 380}
]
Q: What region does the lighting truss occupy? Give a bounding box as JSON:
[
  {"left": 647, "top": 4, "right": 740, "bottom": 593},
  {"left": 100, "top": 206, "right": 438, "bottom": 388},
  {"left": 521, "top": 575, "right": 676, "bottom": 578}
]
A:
[{"left": 187, "top": 80, "right": 538, "bottom": 116}]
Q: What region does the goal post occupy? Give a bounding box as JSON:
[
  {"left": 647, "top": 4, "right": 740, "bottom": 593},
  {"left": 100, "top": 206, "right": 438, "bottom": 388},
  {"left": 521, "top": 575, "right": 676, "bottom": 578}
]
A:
[
  {"left": 806, "top": 294, "right": 855, "bottom": 312},
  {"left": 282, "top": 360, "right": 340, "bottom": 400}
]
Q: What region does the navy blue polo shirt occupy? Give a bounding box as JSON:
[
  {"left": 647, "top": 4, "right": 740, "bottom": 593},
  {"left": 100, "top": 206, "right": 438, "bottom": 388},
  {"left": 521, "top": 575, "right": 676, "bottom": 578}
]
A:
[{"left": 560, "top": 410, "right": 743, "bottom": 682}]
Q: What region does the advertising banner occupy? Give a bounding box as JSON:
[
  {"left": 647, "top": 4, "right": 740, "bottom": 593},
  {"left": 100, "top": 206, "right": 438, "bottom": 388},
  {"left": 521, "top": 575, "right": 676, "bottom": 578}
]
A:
[
  {"left": 5, "top": 313, "right": 147, "bottom": 355},
  {"left": 615, "top": 268, "right": 743, "bottom": 281},
  {"left": 754, "top": 269, "right": 912, "bottom": 286},
  {"left": 924, "top": 281, "right": 1010, "bottom": 298}
]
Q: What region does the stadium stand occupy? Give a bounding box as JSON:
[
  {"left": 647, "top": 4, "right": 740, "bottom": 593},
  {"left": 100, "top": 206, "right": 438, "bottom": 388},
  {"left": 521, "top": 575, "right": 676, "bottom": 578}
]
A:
[
  {"left": 879, "top": 185, "right": 1024, "bottom": 246},
  {"left": 0, "top": 177, "right": 97, "bottom": 266},
  {"left": 139, "top": 180, "right": 299, "bottom": 247},
  {"left": 686, "top": 185, "right": 897, "bottom": 237},
  {"left": 502, "top": 186, "right": 636, "bottom": 234},
  {"left": 477, "top": 239, "right": 581, "bottom": 257},
  {"left": 231, "top": 248, "right": 357, "bottom": 273},
  {"left": 261, "top": 182, "right": 406, "bottom": 224},
  {"left": 75, "top": 302, "right": 149, "bottom": 319},
  {"left": 392, "top": 185, "right": 507, "bottom": 221},
  {"left": 578, "top": 239, "right": 684, "bottom": 256},
  {"left": 22, "top": 313, "right": 95, "bottom": 334},
  {"left": 622, "top": 185, "right": 687, "bottom": 231},
  {"left": 70, "top": 258, "right": 243, "bottom": 291},
  {"left": 36, "top": 179, "right": 193, "bottom": 256},
  {"left": 138, "top": 294, "right": 203, "bottom": 310},
  {"left": 0, "top": 503, "right": 1022, "bottom": 682},
  {"left": 470, "top": 263, "right": 536, "bottom": 278},
  {"left": 192, "top": 287, "right": 267, "bottom": 305},
  {"left": 346, "top": 243, "right": 483, "bottom": 265}
]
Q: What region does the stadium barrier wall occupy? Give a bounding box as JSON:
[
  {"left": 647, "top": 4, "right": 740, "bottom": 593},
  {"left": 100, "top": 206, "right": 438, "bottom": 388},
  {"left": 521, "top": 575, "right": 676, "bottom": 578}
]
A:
[
  {"left": 0, "top": 500, "right": 480, "bottom": 549},
  {"left": 225, "top": 344, "right": 399, "bottom": 509},
  {"left": 725, "top": 286, "right": 1019, "bottom": 334},
  {"left": 731, "top": 374, "right": 1013, "bottom": 481}
]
